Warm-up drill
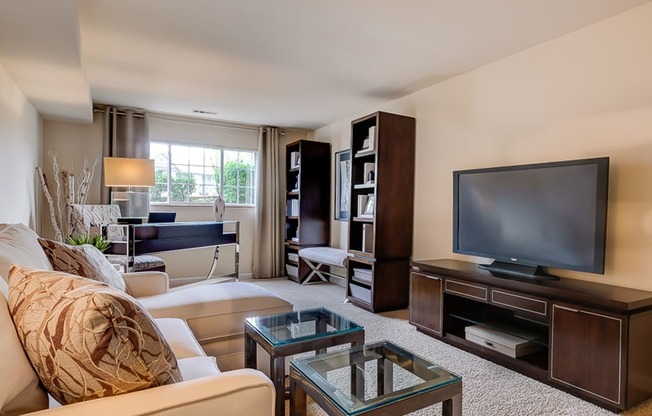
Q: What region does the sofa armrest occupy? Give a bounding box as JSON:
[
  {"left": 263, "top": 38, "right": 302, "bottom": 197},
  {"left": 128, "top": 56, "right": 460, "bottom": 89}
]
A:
[
  {"left": 122, "top": 272, "right": 169, "bottom": 297},
  {"left": 28, "top": 369, "right": 274, "bottom": 416}
]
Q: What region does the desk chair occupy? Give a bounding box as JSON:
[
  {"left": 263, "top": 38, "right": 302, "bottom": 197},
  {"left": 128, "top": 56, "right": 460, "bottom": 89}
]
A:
[{"left": 69, "top": 204, "right": 166, "bottom": 272}]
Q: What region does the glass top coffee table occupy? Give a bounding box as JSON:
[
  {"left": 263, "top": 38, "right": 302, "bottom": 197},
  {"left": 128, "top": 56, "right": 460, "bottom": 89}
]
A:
[
  {"left": 289, "top": 340, "right": 462, "bottom": 416},
  {"left": 245, "top": 308, "right": 365, "bottom": 416}
]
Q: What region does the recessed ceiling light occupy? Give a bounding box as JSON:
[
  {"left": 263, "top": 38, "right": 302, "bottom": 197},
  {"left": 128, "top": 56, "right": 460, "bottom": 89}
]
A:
[{"left": 192, "top": 109, "right": 218, "bottom": 115}]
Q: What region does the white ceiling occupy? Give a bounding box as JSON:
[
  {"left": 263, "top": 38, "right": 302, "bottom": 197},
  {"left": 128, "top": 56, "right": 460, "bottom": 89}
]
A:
[{"left": 0, "top": 0, "right": 650, "bottom": 129}]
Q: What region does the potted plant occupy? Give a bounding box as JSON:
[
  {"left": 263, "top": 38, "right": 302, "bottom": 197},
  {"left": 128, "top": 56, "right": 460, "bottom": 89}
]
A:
[{"left": 66, "top": 234, "right": 111, "bottom": 252}]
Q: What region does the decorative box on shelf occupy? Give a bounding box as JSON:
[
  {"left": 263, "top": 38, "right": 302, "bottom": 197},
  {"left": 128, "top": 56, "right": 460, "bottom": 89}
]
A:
[
  {"left": 352, "top": 268, "right": 372, "bottom": 285},
  {"left": 465, "top": 323, "right": 541, "bottom": 359},
  {"left": 349, "top": 283, "right": 371, "bottom": 303},
  {"left": 286, "top": 264, "right": 298, "bottom": 279}
]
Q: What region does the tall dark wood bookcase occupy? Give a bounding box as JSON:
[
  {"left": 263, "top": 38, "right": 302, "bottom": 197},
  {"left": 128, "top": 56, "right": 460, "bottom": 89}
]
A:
[
  {"left": 284, "top": 140, "right": 331, "bottom": 283},
  {"left": 346, "top": 112, "right": 416, "bottom": 312}
]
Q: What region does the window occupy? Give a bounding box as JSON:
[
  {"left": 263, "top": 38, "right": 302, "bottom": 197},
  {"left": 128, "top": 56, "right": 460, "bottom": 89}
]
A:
[{"left": 150, "top": 141, "right": 257, "bottom": 205}]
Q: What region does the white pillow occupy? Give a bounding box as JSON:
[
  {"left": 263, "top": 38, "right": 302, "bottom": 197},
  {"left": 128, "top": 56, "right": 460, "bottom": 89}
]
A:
[
  {"left": 0, "top": 223, "right": 53, "bottom": 284},
  {"left": 0, "top": 278, "right": 7, "bottom": 300}
]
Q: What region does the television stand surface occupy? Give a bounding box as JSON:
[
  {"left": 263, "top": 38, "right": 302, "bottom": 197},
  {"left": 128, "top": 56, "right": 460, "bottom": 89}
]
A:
[
  {"left": 479, "top": 261, "right": 560, "bottom": 281},
  {"left": 409, "top": 258, "right": 652, "bottom": 412}
]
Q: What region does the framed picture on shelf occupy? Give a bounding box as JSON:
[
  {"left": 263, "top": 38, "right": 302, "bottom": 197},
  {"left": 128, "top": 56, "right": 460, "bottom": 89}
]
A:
[{"left": 334, "top": 149, "right": 351, "bottom": 220}]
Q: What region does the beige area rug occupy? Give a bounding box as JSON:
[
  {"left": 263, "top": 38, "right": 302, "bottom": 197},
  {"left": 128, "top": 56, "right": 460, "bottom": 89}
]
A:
[{"left": 247, "top": 277, "right": 652, "bottom": 416}]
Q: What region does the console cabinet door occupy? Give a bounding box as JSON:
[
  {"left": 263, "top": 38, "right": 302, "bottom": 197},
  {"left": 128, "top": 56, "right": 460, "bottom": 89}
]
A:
[
  {"left": 409, "top": 271, "right": 443, "bottom": 336},
  {"left": 550, "top": 303, "right": 625, "bottom": 407}
]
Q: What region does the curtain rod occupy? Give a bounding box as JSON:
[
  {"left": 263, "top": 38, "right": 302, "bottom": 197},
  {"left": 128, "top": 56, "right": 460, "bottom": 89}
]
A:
[{"left": 93, "top": 108, "right": 144, "bottom": 118}]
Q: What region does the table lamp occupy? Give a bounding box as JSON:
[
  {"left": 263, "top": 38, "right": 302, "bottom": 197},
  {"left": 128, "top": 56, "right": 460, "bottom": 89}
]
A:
[{"left": 103, "top": 157, "right": 155, "bottom": 219}]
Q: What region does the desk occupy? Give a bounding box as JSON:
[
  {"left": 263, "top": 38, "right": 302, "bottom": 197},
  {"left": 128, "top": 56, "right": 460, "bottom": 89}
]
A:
[{"left": 106, "top": 221, "right": 239, "bottom": 279}]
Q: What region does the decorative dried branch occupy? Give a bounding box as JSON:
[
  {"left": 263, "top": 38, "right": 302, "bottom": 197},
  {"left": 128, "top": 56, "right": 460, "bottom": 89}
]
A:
[
  {"left": 49, "top": 151, "right": 63, "bottom": 234},
  {"left": 62, "top": 171, "right": 75, "bottom": 237},
  {"left": 36, "top": 167, "right": 63, "bottom": 242},
  {"left": 76, "top": 160, "right": 89, "bottom": 203},
  {"left": 38, "top": 155, "right": 99, "bottom": 239},
  {"left": 76, "top": 157, "right": 98, "bottom": 204}
]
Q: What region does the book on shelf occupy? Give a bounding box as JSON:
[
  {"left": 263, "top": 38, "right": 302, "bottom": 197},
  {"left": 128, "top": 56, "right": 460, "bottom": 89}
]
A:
[
  {"left": 368, "top": 126, "right": 376, "bottom": 149},
  {"left": 355, "top": 147, "right": 375, "bottom": 157},
  {"left": 361, "top": 194, "right": 375, "bottom": 217},
  {"left": 286, "top": 199, "right": 299, "bottom": 216},
  {"left": 362, "top": 223, "right": 374, "bottom": 253},
  {"left": 357, "top": 194, "right": 368, "bottom": 217},
  {"left": 356, "top": 131, "right": 376, "bottom": 155},
  {"left": 290, "top": 226, "right": 299, "bottom": 243},
  {"left": 356, "top": 126, "right": 376, "bottom": 156},
  {"left": 363, "top": 162, "right": 375, "bottom": 184},
  {"left": 290, "top": 151, "right": 300, "bottom": 168}
]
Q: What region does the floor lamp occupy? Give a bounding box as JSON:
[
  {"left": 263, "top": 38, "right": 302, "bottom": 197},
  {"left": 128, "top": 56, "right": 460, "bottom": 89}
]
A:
[{"left": 103, "top": 157, "right": 155, "bottom": 220}]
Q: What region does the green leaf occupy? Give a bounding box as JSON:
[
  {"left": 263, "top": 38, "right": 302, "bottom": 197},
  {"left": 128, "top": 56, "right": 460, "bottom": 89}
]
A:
[{"left": 65, "top": 234, "right": 111, "bottom": 252}]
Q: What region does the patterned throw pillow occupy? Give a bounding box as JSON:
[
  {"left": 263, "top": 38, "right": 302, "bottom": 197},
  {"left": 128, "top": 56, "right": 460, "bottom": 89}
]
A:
[
  {"left": 7, "top": 265, "right": 182, "bottom": 404},
  {"left": 38, "top": 238, "right": 127, "bottom": 293}
]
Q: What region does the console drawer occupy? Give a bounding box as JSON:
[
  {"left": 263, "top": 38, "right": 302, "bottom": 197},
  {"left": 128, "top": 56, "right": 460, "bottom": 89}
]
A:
[
  {"left": 490, "top": 289, "right": 548, "bottom": 317},
  {"left": 444, "top": 279, "right": 488, "bottom": 302}
]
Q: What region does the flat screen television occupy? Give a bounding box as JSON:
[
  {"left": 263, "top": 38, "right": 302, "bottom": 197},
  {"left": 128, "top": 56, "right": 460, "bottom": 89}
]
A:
[{"left": 453, "top": 157, "right": 609, "bottom": 281}]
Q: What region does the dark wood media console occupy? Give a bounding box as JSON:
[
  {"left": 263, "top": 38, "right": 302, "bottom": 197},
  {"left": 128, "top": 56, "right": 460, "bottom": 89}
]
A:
[{"left": 410, "top": 259, "right": 652, "bottom": 412}]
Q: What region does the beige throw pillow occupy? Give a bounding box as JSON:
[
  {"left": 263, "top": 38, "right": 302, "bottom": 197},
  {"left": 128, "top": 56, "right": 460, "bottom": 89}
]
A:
[
  {"left": 8, "top": 265, "right": 182, "bottom": 405},
  {"left": 38, "top": 238, "right": 127, "bottom": 293}
]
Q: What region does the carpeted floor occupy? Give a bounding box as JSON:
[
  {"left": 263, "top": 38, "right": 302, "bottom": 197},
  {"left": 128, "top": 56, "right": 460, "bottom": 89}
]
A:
[{"left": 247, "top": 277, "right": 652, "bottom": 416}]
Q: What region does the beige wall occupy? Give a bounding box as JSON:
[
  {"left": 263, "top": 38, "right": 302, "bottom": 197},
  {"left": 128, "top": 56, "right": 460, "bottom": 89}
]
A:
[
  {"left": 41, "top": 115, "right": 104, "bottom": 238},
  {"left": 41, "top": 114, "right": 310, "bottom": 279},
  {"left": 0, "top": 64, "right": 42, "bottom": 229},
  {"left": 316, "top": 4, "right": 652, "bottom": 290}
]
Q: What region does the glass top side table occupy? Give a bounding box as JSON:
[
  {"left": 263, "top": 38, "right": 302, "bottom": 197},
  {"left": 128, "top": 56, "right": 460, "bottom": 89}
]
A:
[
  {"left": 290, "top": 340, "right": 462, "bottom": 416},
  {"left": 245, "top": 307, "right": 363, "bottom": 347},
  {"left": 245, "top": 308, "right": 365, "bottom": 416}
]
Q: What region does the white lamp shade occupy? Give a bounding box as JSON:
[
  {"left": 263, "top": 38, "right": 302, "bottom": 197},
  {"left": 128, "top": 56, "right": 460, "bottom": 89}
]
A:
[{"left": 103, "top": 157, "right": 155, "bottom": 187}]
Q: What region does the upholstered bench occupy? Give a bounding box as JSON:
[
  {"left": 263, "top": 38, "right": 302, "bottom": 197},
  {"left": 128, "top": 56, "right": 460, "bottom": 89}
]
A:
[{"left": 297, "top": 247, "right": 351, "bottom": 285}]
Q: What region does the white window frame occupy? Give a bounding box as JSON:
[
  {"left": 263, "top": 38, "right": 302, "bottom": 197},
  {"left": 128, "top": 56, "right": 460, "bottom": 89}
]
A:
[{"left": 150, "top": 140, "right": 257, "bottom": 206}]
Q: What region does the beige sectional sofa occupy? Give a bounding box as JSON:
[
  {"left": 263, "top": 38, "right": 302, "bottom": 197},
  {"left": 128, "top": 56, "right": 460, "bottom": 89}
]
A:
[{"left": 0, "top": 223, "right": 293, "bottom": 416}]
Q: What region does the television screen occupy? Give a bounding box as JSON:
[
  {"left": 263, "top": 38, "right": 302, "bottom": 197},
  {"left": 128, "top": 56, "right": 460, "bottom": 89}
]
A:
[{"left": 453, "top": 157, "right": 609, "bottom": 279}]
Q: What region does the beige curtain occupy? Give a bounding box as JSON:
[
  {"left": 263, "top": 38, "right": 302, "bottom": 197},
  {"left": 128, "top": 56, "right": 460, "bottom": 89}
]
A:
[
  {"left": 100, "top": 107, "right": 150, "bottom": 204},
  {"left": 252, "top": 127, "right": 283, "bottom": 278}
]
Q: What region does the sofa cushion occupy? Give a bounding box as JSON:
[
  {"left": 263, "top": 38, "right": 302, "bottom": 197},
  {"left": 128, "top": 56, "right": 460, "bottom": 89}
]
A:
[
  {"left": 38, "top": 238, "right": 128, "bottom": 292},
  {"left": 8, "top": 265, "right": 182, "bottom": 405},
  {"left": 177, "top": 356, "right": 221, "bottom": 380},
  {"left": 139, "top": 282, "right": 291, "bottom": 343},
  {"left": 0, "top": 293, "right": 48, "bottom": 416},
  {"left": 154, "top": 318, "right": 207, "bottom": 359},
  {"left": 0, "top": 223, "right": 52, "bottom": 283}
]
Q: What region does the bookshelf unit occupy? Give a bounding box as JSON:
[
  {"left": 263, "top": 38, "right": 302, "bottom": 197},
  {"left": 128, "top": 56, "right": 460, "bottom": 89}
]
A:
[
  {"left": 346, "top": 112, "right": 416, "bottom": 312},
  {"left": 284, "top": 140, "right": 331, "bottom": 283}
]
